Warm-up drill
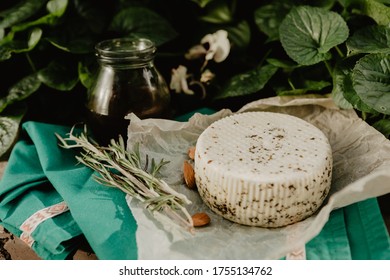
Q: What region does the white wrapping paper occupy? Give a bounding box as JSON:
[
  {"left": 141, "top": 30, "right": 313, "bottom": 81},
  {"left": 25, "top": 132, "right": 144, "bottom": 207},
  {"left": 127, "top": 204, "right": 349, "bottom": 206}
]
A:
[{"left": 125, "top": 95, "right": 390, "bottom": 259}]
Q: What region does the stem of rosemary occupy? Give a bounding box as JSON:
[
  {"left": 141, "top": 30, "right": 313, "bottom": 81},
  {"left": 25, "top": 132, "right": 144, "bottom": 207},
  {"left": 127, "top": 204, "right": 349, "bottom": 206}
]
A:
[{"left": 55, "top": 126, "right": 194, "bottom": 233}]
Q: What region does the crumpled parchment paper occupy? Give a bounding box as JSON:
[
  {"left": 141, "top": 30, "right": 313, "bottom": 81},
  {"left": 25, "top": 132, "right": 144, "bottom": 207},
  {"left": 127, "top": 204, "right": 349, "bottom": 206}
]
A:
[{"left": 125, "top": 95, "right": 390, "bottom": 260}]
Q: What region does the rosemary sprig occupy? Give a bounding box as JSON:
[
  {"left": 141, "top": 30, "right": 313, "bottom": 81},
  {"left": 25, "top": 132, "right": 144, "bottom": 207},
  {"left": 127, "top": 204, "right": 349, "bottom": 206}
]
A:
[{"left": 55, "top": 126, "right": 194, "bottom": 233}]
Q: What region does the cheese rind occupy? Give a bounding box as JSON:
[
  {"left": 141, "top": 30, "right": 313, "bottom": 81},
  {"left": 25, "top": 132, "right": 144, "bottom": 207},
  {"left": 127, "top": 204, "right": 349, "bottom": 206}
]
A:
[{"left": 194, "top": 112, "right": 332, "bottom": 227}]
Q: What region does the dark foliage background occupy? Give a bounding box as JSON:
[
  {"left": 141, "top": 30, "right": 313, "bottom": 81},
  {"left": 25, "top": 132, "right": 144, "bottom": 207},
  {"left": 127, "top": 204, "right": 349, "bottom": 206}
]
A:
[{"left": 0, "top": 0, "right": 389, "bottom": 157}]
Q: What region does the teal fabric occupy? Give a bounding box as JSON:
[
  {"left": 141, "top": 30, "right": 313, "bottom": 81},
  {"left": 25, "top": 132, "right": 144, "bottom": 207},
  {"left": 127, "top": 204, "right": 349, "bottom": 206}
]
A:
[
  {"left": 307, "top": 199, "right": 390, "bottom": 260},
  {"left": 0, "top": 121, "right": 138, "bottom": 260},
  {"left": 306, "top": 207, "right": 352, "bottom": 259},
  {"left": 0, "top": 118, "right": 389, "bottom": 260},
  {"left": 344, "top": 199, "right": 390, "bottom": 260},
  {"left": 175, "top": 107, "right": 217, "bottom": 122}
]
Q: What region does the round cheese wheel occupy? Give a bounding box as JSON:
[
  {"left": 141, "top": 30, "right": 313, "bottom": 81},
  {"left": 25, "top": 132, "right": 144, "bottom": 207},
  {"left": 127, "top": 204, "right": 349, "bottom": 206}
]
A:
[{"left": 194, "top": 111, "right": 332, "bottom": 228}]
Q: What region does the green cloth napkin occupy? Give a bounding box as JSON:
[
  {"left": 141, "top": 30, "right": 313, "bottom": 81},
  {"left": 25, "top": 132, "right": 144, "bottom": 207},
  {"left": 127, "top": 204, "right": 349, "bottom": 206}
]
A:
[
  {"left": 307, "top": 198, "right": 390, "bottom": 260},
  {"left": 0, "top": 121, "right": 138, "bottom": 260},
  {"left": 0, "top": 120, "right": 389, "bottom": 260}
]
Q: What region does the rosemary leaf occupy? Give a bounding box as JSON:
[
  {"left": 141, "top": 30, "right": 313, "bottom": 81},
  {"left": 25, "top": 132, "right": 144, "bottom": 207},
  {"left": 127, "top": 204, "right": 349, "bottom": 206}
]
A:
[{"left": 55, "top": 126, "right": 194, "bottom": 233}]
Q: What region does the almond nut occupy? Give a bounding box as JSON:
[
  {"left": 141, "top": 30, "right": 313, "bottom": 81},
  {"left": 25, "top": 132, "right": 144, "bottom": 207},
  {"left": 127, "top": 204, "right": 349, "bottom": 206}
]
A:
[
  {"left": 188, "top": 146, "right": 196, "bottom": 160},
  {"left": 183, "top": 160, "right": 196, "bottom": 189},
  {"left": 192, "top": 212, "right": 211, "bottom": 227}
]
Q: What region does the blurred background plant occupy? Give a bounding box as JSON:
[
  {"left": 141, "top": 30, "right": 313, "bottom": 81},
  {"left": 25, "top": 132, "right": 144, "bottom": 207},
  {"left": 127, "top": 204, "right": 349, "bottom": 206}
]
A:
[{"left": 0, "top": 0, "right": 389, "bottom": 157}]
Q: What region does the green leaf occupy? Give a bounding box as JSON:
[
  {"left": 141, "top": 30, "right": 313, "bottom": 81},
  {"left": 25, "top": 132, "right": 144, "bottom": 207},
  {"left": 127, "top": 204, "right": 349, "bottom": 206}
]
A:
[
  {"left": 46, "top": 37, "right": 95, "bottom": 54},
  {"left": 254, "top": 1, "right": 293, "bottom": 41},
  {"left": 47, "top": 0, "right": 68, "bottom": 16},
  {"left": 225, "top": 21, "right": 251, "bottom": 50},
  {"left": 299, "top": 80, "right": 331, "bottom": 91},
  {"left": 78, "top": 61, "right": 95, "bottom": 89},
  {"left": 28, "top": 27, "right": 42, "bottom": 48},
  {"left": 0, "top": 46, "right": 13, "bottom": 61},
  {"left": 352, "top": 53, "right": 390, "bottom": 114},
  {"left": 372, "top": 118, "right": 390, "bottom": 138},
  {"left": 347, "top": 25, "right": 390, "bottom": 56},
  {"left": 332, "top": 87, "right": 354, "bottom": 109},
  {"left": 199, "top": 0, "right": 233, "bottom": 24},
  {"left": 363, "top": 0, "right": 390, "bottom": 26},
  {"left": 0, "top": 0, "right": 47, "bottom": 29},
  {"left": 337, "top": 0, "right": 360, "bottom": 8},
  {"left": 0, "top": 27, "right": 42, "bottom": 61},
  {"left": 279, "top": 5, "right": 349, "bottom": 65},
  {"left": 0, "top": 104, "right": 26, "bottom": 158},
  {"left": 190, "top": 0, "right": 215, "bottom": 8},
  {"left": 109, "top": 7, "right": 178, "bottom": 46},
  {"left": 0, "top": 74, "right": 41, "bottom": 113},
  {"left": 45, "top": 8, "right": 96, "bottom": 55},
  {"left": 277, "top": 80, "right": 331, "bottom": 96},
  {"left": 276, "top": 88, "right": 307, "bottom": 96},
  {"left": 215, "top": 64, "right": 278, "bottom": 100},
  {"left": 332, "top": 60, "right": 355, "bottom": 109},
  {"left": 266, "top": 58, "right": 299, "bottom": 70},
  {"left": 38, "top": 60, "right": 79, "bottom": 91},
  {"left": 333, "top": 58, "right": 377, "bottom": 112},
  {"left": 10, "top": 0, "right": 68, "bottom": 33}
]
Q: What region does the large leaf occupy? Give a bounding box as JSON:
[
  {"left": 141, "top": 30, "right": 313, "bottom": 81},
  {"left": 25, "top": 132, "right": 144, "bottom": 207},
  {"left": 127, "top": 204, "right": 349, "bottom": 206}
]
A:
[
  {"left": 0, "top": 0, "right": 47, "bottom": 29},
  {"left": 215, "top": 64, "right": 278, "bottom": 100},
  {"left": 0, "top": 73, "right": 41, "bottom": 113},
  {"left": 0, "top": 27, "right": 42, "bottom": 61},
  {"left": 38, "top": 60, "right": 79, "bottom": 91},
  {"left": 352, "top": 53, "right": 390, "bottom": 114},
  {"left": 333, "top": 58, "right": 377, "bottom": 112},
  {"left": 0, "top": 104, "right": 26, "bottom": 158},
  {"left": 279, "top": 5, "right": 349, "bottom": 65},
  {"left": 332, "top": 60, "right": 357, "bottom": 110},
  {"left": 347, "top": 25, "right": 390, "bottom": 56},
  {"left": 109, "top": 7, "right": 178, "bottom": 46},
  {"left": 363, "top": 0, "right": 390, "bottom": 26},
  {"left": 254, "top": 1, "right": 293, "bottom": 41}
]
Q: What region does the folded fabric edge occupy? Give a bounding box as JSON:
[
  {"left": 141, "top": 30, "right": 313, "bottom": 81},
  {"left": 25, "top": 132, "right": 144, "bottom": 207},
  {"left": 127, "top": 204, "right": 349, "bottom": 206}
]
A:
[{"left": 0, "top": 199, "right": 84, "bottom": 260}]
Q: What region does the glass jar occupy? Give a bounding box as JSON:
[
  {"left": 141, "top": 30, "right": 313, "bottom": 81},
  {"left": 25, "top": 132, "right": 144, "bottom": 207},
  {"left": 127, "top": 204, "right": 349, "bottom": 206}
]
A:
[{"left": 86, "top": 38, "right": 171, "bottom": 145}]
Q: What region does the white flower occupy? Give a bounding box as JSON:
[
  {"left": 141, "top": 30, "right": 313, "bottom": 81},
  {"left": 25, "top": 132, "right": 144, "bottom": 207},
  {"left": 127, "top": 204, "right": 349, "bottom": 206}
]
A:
[
  {"left": 169, "top": 65, "right": 194, "bottom": 95},
  {"left": 185, "top": 29, "right": 230, "bottom": 63},
  {"left": 201, "top": 30, "right": 230, "bottom": 62}
]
